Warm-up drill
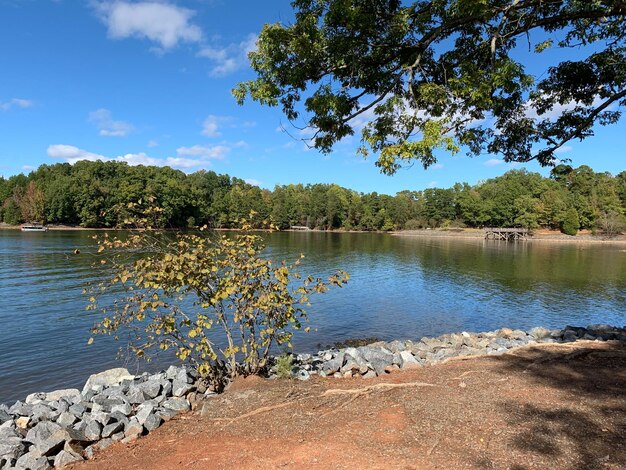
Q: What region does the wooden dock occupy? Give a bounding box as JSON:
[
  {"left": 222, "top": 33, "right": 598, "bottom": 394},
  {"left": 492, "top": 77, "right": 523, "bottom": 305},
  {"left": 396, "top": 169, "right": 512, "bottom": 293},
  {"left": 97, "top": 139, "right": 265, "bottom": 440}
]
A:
[{"left": 484, "top": 227, "right": 529, "bottom": 241}]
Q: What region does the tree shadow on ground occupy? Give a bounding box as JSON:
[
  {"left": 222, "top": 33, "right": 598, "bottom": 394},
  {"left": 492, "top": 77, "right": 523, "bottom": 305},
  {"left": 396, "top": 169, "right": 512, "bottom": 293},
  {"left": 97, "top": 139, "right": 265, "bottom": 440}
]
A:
[{"left": 488, "top": 341, "right": 626, "bottom": 470}]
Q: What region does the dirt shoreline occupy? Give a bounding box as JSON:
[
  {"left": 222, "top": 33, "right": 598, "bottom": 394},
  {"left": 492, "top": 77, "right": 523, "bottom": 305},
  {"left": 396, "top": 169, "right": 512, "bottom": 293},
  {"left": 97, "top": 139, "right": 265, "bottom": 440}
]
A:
[
  {"left": 72, "top": 340, "right": 626, "bottom": 470},
  {"left": 2, "top": 223, "right": 625, "bottom": 244}
]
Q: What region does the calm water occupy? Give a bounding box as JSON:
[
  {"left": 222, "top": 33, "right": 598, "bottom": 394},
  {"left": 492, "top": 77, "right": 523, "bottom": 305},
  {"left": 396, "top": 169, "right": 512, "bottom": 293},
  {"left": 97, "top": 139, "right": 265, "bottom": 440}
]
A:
[{"left": 1, "top": 230, "right": 624, "bottom": 403}]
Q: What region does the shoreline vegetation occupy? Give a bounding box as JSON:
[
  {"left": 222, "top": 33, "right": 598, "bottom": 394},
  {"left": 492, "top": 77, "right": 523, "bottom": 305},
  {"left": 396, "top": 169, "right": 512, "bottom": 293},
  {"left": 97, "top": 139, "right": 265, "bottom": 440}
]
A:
[
  {"left": 1, "top": 324, "right": 624, "bottom": 468},
  {"left": 1, "top": 161, "right": 624, "bottom": 237}
]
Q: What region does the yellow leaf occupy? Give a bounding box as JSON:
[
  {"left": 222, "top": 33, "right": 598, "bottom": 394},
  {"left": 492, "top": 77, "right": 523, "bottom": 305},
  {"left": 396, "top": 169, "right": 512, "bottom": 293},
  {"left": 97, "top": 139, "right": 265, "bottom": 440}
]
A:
[{"left": 87, "top": 337, "right": 94, "bottom": 345}]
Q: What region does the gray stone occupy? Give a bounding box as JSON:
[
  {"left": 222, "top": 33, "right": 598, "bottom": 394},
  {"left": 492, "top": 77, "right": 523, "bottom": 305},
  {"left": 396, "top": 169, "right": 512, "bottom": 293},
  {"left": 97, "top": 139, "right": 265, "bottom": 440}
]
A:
[
  {"left": 0, "top": 408, "right": 10, "bottom": 425},
  {"left": 54, "top": 450, "right": 83, "bottom": 468},
  {"left": 31, "top": 404, "right": 59, "bottom": 423},
  {"left": 385, "top": 340, "right": 406, "bottom": 353},
  {"left": 172, "top": 380, "right": 194, "bottom": 397},
  {"left": 398, "top": 350, "right": 422, "bottom": 369},
  {"left": 56, "top": 412, "right": 77, "bottom": 428},
  {"left": 25, "top": 392, "right": 47, "bottom": 405},
  {"left": 294, "top": 369, "right": 310, "bottom": 381},
  {"left": 101, "top": 421, "right": 124, "bottom": 438},
  {"left": 110, "top": 431, "right": 124, "bottom": 442},
  {"left": 0, "top": 420, "right": 19, "bottom": 439},
  {"left": 109, "top": 411, "right": 130, "bottom": 426},
  {"left": 123, "top": 418, "right": 143, "bottom": 442},
  {"left": 156, "top": 408, "right": 178, "bottom": 422},
  {"left": 83, "top": 368, "right": 134, "bottom": 393},
  {"left": 92, "top": 396, "right": 126, "bottom": 413},
  {"left": 45, "top": 389, "right": 81, "bottom": 403},
  {"left": 320, "top": 357, "right": 342, "bottom": 375},
  {"left": 89, "top": 410, "right": 111, "bottom": 426},
  {"left": 135, "top": 404, "right": 155, "bottom": 426},
  {"left": 126, "top": 386, "right": 148, "bottom": 404},
  {"left": 0, "top": 436, "right": 26, "bottom": 461},
  {"left": 361, "top": 369, "right": 377, "bottom": 379},
  {"left": 111, "top": 402, "right": 132, "bottom": 416},
  {"left": 358, "top": 347, "right": 394, "bottom": 375},
  {"left": 68, "top": 403, "right": 86, "bottom": 418},
  {"left": 165, "top": 365, "right": 184, "bottom": 380},
  {"left": 162, "top": 397, "right": 190, "bottom": 412},
  {"left": 138, "top": 380, "right": 161, "bottom": 399},
  {"left": 15, "top": 452, "right": 52, "bottom": 470},
  {"left": 9, "top": 401, "right": 33, "bottom": 417},
  {"left": 82, "top": 420, "right": 102, "bottom": 441},
  {"left": 143, "top": 413, "right": 162, "bottom": 432},
  {"left": 25, "top": 421, "right": 65, "bottom": 457}
]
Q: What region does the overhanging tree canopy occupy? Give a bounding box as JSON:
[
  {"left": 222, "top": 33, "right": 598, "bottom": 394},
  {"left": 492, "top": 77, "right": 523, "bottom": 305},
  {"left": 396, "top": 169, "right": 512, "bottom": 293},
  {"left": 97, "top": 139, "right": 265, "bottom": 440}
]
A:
[{"left": 234, "top": 0, "right": 626, "bottom": 174}]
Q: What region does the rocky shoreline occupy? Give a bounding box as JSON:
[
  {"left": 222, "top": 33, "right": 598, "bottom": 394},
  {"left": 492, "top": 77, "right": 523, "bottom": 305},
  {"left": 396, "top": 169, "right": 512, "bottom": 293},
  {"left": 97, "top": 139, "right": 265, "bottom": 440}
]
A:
[{"left": 1, "top": 324, "right": 625, "bottom": 469}]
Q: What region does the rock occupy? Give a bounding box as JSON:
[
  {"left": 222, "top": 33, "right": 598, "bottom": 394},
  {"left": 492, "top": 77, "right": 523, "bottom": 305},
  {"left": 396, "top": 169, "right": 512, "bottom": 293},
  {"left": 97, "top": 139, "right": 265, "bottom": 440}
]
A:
[
  {"left": 143, "top": 413, "right": 162, "bottom": 432},
  {"left": 82, "top": 420, "right": 102, "bottom": 441},
  {"left": 45, "top": 389, "right": 81, "bottom": 403},
  {"left": 110, "top": 403, "right": 132, "bottom": 416},
  {"left": 25, "top": 421, "right": 65, "bottom": 457},
  {"left": 89, "top": 410, "right": 111, "bottom": 426},
  {"left": 135, "top": 404, "right": 155, "bottom": 426},
  {"left": 320, "top": 357, "right": 342, "bottom": 375},
  {"left": 398, "top": 350, "right": 422, "bottom": 369},
  {"left": 162, "top": 397, "right": 190, "bottom": 412},
  {"left": 54, "top": 449, "right": 83, "bottom": 468},
  {"left": 15, "top": 416, "right": 30, "bottom": 429},
  {"left": 0, "top": 436, "right": 26, "bottom": 461},
  {"left": 122, "top": 418, "right": 143, "bottom": 442},
  {"left": 156, "top": 408, "right": 178, "bottom": 422},
  {"left": 126, "top": 386, "right": 148, "bottom": 405},
  {"left": 165, "top": 365, "right": 184, "bottom": 380},
  {"left": 340, "top": 354, "right": 362, "bottom": 373},
  {"left": 10, "top": 401, "right": 33, "bottom": 417},
  {"left": 385, "top": 340, "right": 407, "bottom": 353},
  {"left": 25, "top": 392, "right": 47, "bottom": 405},
  {"left": 110, "top": 432, "right": 124, "bottom": 442},
  {"left": 15, "top": 451, "right": 52, "bottom": 470},
  {"left": 108, "top": 411, "right": 129, "bottom": 427},
  {"left": 0, "top": 408, "right": 11, "bottom": 425},
  {"left": 172, "top": 380, "right": 194, "bottom": 397},
  {"left": 528, "top": 326, "right": 552, "bottom": 340},
  {"left": 92, "top": 396, "right": 126, "bottom": 413},
  {"left": 56, "top": 412, "right": 77, "bottom": 428},
  {"left": 83, "top": 368, "right": 135, "bottom": 393},
  {"left": 138, "top": 380, "right": 161, "bottom": 399},
  {"left": 294, "top": 369, "right": 310, "bottom": 381},
  {"left": 361, "top": 369, "right": 377, "bottom": 379},
  {"left": 358, "top": 347, "right": 394, "bottom": 375},
  {"left": 31, "top": 404, "right": 59, "bottom": 423},
  {"left": 68, "top": 403, "right": 86, "bottom": 418}
]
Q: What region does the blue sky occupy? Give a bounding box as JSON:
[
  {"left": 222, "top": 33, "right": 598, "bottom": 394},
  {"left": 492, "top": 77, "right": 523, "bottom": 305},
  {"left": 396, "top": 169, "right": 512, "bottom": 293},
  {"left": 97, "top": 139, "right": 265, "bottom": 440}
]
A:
[{"left": 0, "top": 0, "right": 624, "bottom": 195}]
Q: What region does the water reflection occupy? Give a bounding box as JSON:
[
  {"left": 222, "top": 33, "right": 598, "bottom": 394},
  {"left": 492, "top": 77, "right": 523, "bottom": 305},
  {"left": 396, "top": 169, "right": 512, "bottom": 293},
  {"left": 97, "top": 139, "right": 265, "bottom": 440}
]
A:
[{"left": 0, "top": 230, "right": 624, "bottom": 404}]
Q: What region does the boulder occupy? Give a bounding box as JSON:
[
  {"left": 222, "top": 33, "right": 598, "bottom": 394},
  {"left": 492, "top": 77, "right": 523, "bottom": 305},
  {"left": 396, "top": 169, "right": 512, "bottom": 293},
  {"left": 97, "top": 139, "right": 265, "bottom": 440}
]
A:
[
  {"left": 0, "top": 436, "right": 26, "bottom": 461},
  {"left": 9, "top": 401, "right": 33, "bottom": 417},
  {"left": 56, "top": 412, "right": 77, "bottom": 428},
  {"left": 138, "top": 380, "right": 162, "bottom": 399},
  {"left": 0, "top": 408, "right": 11, "bottom": 425},
  {"left": 111, "top": 403, "right": 132, "bottom": 416},
  {"left": 82, "top": 420, "right": 102, "bottom": 441},
  {"left": 143, "top": 413, "right": 162, "bottom": 432},
  {"left": 123, "top": 418, "right": 143, "bottom": 442},
  {"left": 358, "top": 347, "right": 394, "bottom": 375},
  {"left": 135, "top": 404, "right": 155, "bottom": 426},
  {"left": 398, "top": 350, "right": 422, "bottom": 369},
  {"left": 126, "top": 386, "right": 148, "bottom": 405},
  {"left": 25, "top": 421, "right": 65, "bottom": 457},
  {"left": 83, "top": 368, "right": 135, "bottom": 393},
  {"left": 15, "top": 451, "right": 52, "bottom": 470},
  {"left": 45, "top": 389, "right": 81, "bottom": 403},
  {"left": 25, "top": 392, "right": 47, "bottom": 405},
  {"left": 162, "top": 397, "right": 190, "bottom": 412},
  {"left": 101, "top": 421, "right": 124, "bottom": 439},
  {"left": 53, "top": 449, "right": 83, "bottom": 468}
]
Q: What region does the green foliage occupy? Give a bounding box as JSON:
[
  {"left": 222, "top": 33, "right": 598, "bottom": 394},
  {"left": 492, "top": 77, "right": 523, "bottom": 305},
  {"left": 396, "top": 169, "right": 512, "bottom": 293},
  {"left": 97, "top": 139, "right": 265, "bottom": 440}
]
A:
[
  {"left": 596, "top": 211, "right": 626, "bottom": 238},
  {"left": 87, "top": 212, "right": 349, "bottom": 389},
  {"left": 236, "top": 0, "right": 626, "bottom": 174},
  {"left": 1, "top": 161, "right": 625, "bottom": 234},
  {"left": 274, "top": 353, "right": 294, "bottom": 378},
  {"left": 561, "top": 208, "right": 580, "bottom": 236}
]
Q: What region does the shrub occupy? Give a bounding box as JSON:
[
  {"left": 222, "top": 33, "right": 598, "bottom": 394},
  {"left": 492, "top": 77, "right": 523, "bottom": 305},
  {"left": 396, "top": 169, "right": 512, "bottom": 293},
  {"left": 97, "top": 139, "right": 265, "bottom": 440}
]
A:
[
  {"left": 274, "top": 353, "right": 294, "bottom": 378},
  {"left": 87, "top": 209, "right": 349, "bottom": 391},
  {"left": 561, "top": 208, "right": 580, "bottom": 236},
  {"left": 596, "top": 211, "right": 626, "bottom": 238}
]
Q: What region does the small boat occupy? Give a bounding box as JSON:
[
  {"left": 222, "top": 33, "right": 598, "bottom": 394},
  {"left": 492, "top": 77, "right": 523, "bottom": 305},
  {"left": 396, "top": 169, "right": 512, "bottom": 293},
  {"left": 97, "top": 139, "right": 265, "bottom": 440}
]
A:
[{"left": 21, "top": 223, "right": 49, "bottom": 232}]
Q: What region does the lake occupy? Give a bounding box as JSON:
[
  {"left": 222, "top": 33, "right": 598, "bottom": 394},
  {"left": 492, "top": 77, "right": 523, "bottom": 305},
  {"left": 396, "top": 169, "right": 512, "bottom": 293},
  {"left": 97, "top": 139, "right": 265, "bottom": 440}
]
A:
[{"left": 1, "top": 229, "right": 625, "bottom": 404}]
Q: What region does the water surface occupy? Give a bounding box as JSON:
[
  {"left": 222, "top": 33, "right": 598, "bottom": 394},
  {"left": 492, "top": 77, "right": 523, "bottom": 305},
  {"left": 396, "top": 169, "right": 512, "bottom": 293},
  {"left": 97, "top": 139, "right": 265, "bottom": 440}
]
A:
[{"left": 1, "top": 230, "right": 624, "bottom": 403}]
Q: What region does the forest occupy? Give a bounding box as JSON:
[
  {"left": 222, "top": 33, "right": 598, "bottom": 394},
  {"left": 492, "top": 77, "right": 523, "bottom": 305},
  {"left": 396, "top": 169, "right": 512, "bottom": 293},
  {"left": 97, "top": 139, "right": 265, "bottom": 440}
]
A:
[{"left": 0, "top": 161, "right": 624, "bottom": 235}]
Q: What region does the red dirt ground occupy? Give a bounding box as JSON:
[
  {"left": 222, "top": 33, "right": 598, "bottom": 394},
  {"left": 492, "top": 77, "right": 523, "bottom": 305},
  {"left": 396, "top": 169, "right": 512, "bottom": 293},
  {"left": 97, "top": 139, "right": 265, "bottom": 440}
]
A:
[{"left": 72, "top": 340, "right": 626, "bottom": 469}]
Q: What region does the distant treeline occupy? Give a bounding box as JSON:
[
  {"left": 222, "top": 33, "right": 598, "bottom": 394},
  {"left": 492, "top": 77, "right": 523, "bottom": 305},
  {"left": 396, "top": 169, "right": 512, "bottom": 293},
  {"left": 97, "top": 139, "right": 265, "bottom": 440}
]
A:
[{"left": 1, "top": 161, "right": 625, "bottom": 233}]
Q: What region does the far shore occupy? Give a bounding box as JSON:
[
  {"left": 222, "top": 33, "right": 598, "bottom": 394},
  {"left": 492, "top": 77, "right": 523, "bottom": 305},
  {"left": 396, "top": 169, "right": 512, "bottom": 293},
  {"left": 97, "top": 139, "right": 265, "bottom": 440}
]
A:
[{"left": 2, "top": 223, "right": 625, "bottom": 244}]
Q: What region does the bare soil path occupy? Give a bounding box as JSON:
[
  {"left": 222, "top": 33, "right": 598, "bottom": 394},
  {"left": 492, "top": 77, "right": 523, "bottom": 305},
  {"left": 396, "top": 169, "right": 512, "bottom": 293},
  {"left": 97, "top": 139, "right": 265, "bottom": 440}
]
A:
[{"left": 72, "top": 341, "right": 626, "bottom": 469}]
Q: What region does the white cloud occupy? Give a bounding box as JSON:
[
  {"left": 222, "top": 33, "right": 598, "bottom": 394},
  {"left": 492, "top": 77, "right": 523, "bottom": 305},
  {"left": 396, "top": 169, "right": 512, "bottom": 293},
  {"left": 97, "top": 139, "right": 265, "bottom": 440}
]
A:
[
  {"left": 431, "top": 163, "right": 444, "bottom": 170},
  {"left": 198, "top": 33, "right": 257, "bottom": 77},
  {"left": 202, "top": 115, "right": 222, "bottom": 137},
  {"left": 147, "top": 139, "right": 159, "bottom": 148},
  {"left": 484, "top": 158, "right": 504, "bottom": 167},
  {"left": 427, "top": 181, "right": 438, "bottom": 188},
  {"left": 22, "top": 165, "right": 36, "bottom": 171},
  {"left": 244, "top": 178, "right": 261, "bottom": 186},
  {"left": 89, "top": 108, "right": 134, "bottom": 137},
  {"left": 176, "top": 145, "right": 229, "bottom": 160},
  {"left": 525, "top": 96, "right": 607, "bottom": 120},
  {"left": 1, "top": 98, "right": 34, "bottom": 111},
  {"left": 96, "top": 1, "right": 202, "bottom": 50},
  {"left": 47, "top": 143, "right": 230, "bottom": 171}
]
